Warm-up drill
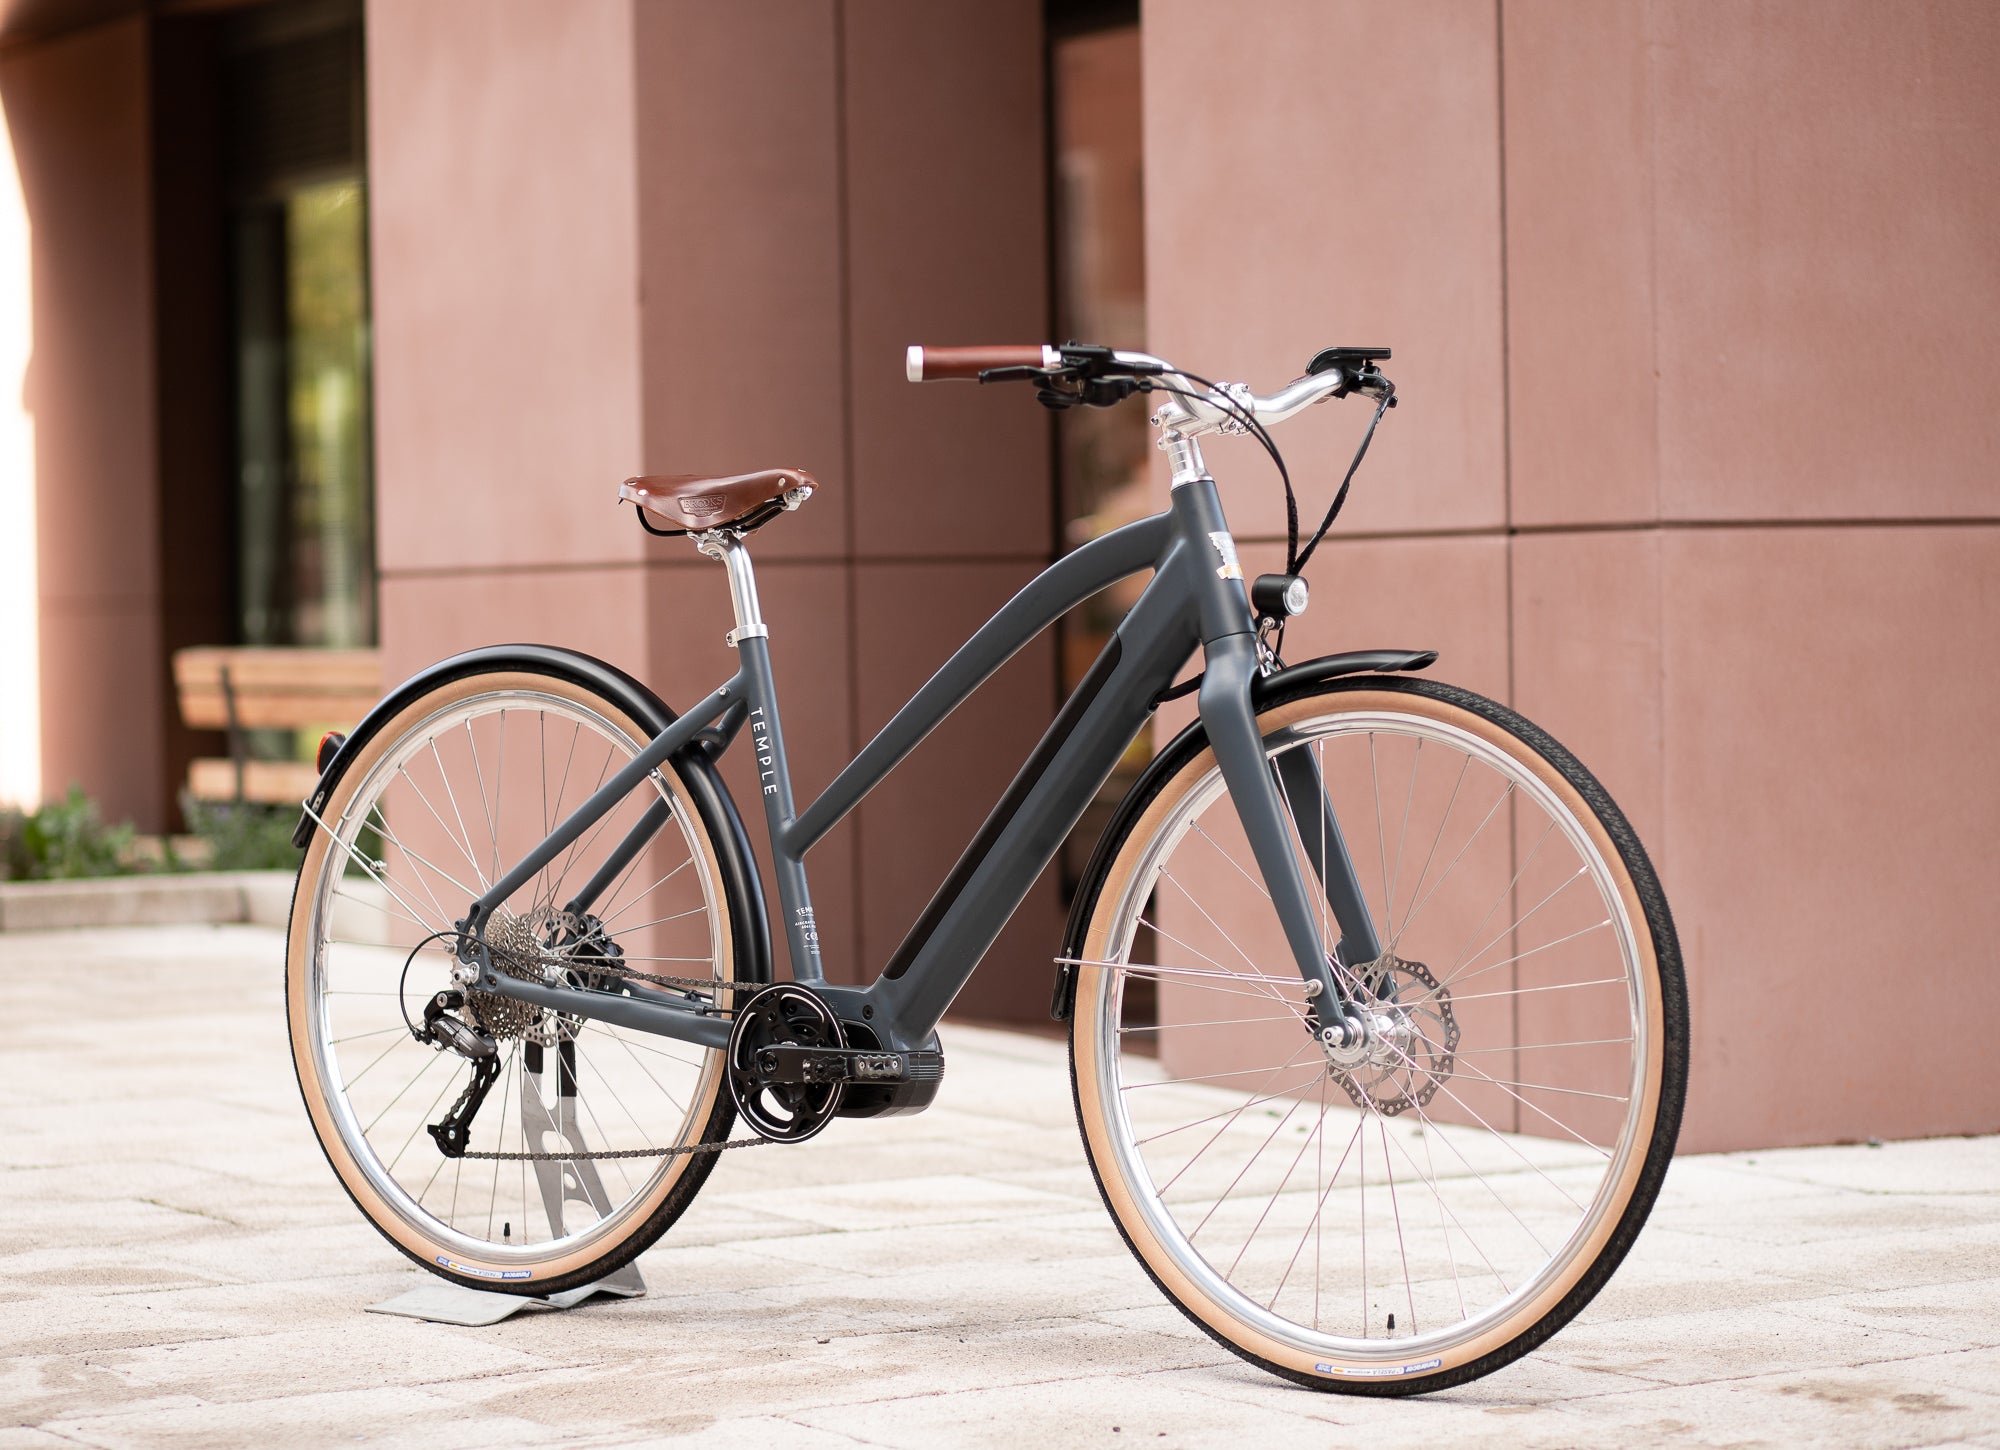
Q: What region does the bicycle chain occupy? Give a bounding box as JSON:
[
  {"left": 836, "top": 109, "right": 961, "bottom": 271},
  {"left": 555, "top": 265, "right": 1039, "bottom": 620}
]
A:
[
  {"left": 455, "top": 923, "right": 777, "bottom": 1161},
  {"left": 453, "top": 1137, "right": 774, "bottom": 1162}
]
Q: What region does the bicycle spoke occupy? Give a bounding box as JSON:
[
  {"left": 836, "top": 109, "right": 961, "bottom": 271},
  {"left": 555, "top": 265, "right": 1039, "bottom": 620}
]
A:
[
  {"left": 1393, "top": 751, "right": 1468, "bottom": 949},
  {"left": 1085, "top": 693, "right": 1661, "bottom": 1369},
  {"left": 462, "top": 718, "right": 501, "bottom": 887},
  {"left": 426, "top": 737, "right": 492, "bottom": 894},
  {"left": 1225, "top": 1092, "right": 1328, "bottom": 1280},
  {"left": 1385, "top": 738, "right": 1421, "bottom": 932},
  {"left": 1388, "top": 781, "right": 1514, "bottom": 952},
  {"left": 303, "top": 683, "right": 728, "bottom": 1267},
  {"left": 1379, "top": 1113, "right": 1417, "bottom": 1335}
]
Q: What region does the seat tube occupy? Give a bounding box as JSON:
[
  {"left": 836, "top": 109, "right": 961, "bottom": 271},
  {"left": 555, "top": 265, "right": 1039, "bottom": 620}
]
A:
[{"left": 705, "top": 535, "right": 825, "bottom": 984}]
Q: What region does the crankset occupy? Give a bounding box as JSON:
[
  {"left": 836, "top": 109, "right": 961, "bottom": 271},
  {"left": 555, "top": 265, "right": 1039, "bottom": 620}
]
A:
[{"left": 726, "top": 984, "right": 848, "bottom": 1142}]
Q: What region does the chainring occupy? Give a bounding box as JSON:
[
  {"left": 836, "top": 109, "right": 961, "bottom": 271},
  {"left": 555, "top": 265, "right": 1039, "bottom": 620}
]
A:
[{"left": 726, "top": 984, "right": 846, "bottom": 1143}]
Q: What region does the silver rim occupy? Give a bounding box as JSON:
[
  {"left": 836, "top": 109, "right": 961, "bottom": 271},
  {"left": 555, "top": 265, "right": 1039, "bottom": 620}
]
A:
[
  {"left": 300, "top": 687, "right": 728, "bottom": 1268},
  {"left": 1086, "top": 706, "right": 1651, "bottom": 1366}
]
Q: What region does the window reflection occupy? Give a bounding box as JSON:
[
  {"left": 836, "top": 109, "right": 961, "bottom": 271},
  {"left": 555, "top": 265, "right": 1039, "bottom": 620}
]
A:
[{"left": 227, "top": 8, "right": 373, "bottom": 649}]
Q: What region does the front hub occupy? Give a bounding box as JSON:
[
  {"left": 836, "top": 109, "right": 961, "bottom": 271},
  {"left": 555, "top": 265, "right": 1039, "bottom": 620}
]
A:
[{"left": 1313, "top": 951, "right": 1460, "bottom": 1117}]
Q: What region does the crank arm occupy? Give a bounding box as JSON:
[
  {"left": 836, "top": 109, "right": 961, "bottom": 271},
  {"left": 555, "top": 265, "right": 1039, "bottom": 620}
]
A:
[{"left": 750, "top": 1045, "right": 943, "bottom": 1085}]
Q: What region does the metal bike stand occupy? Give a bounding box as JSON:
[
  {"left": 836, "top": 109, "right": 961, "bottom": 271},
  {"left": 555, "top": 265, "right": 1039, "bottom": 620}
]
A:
[
  {"left": 367, "top": 1041, "right": 647, "bottom": 1326},
  {"left": 366, "top": 1267, "right": 644, "bottom": 1327}
]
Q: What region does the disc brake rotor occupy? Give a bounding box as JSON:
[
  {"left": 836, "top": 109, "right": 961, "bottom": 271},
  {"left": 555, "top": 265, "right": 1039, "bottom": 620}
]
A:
[{"left": 1330, "top": 951, "right": 1459, "bottom": 1117}]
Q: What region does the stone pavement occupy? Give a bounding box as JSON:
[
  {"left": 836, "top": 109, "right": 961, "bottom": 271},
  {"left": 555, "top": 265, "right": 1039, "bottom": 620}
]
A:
[{"left": 3, "top": 924, "right": 1998, "bottom": 1448}]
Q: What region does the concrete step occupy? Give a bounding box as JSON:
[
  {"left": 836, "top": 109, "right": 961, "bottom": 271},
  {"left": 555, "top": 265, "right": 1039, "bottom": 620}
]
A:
[{"left": 0, "top": 870, "right": 295, "bottom": 932}]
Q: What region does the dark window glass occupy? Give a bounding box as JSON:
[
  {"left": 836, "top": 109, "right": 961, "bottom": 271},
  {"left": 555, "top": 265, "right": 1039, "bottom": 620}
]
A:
[
  {"left": 224, "top": 4, "right": 373, "bottom": 648},
  {"left": 1050, "top": 4, "right": 1155, "bottom": 1033}
]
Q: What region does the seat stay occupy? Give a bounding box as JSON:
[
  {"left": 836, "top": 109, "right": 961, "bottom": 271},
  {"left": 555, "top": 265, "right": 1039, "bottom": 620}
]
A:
[{"left": 465, "top": 677, "right": 743, "bottom": 934}]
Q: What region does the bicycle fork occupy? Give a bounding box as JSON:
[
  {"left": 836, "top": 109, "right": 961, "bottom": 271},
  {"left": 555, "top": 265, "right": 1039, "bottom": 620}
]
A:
[{"left": 1196, "top": 632, "right": 1382, "bottom": 1040}]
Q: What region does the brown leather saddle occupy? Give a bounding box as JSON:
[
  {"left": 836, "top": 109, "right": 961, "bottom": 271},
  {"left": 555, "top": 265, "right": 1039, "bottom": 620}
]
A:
[{"left": 619, "top": 468, "right": 818, "bottom": 536}]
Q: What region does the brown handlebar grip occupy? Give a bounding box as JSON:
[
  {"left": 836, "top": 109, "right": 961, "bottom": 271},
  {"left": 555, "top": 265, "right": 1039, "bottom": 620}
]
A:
[{"left": 906, "top": 344, "right": 1058, "bottom": 382}]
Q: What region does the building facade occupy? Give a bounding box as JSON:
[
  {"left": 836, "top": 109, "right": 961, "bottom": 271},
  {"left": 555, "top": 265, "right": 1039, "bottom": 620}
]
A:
[{"left": 0, "top": 0, "right": 1994, "bottom": 1151}]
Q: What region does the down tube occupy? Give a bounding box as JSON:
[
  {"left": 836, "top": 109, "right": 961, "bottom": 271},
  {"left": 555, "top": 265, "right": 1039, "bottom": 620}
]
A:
[{"left": 871, "top": 555, "right": 1199, "bottom": 1037}]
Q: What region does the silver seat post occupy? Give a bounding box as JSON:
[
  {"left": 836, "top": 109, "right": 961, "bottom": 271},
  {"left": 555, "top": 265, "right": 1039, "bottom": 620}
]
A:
[{"left": 698, "top": 533, "right": 769, "bottom": 648}]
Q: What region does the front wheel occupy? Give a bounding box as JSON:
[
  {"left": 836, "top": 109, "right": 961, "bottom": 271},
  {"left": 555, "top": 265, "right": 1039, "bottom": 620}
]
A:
[{"left": 1068, "top": 675, "right": 1686, "bottom": 1393}]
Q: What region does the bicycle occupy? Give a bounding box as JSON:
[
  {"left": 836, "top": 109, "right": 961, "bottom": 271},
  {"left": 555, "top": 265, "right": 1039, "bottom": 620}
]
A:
[{"left": 286, "top": 340, "right": 1686, "bottom": 1395}]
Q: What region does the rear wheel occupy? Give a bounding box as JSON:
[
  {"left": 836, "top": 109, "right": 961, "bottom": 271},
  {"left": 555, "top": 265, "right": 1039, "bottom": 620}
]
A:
[
  {"left": 286, "top": 661, "right": 754, "bottom": 1295},
  {"left": 1068, "top": 676, "right": 1686, "bottom": 1393}
]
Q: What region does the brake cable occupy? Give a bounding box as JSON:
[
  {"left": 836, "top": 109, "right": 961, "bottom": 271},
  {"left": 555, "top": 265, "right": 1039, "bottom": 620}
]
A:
[
  {"left": 1010, "top": 348, "right": 1397, "bottom": 667},
  {"left": 1294, "top": 383, "right": 1396, "bottom": 577},
  {"left": 1138, "top": 367, "right": 1396, "bottom": 663}
]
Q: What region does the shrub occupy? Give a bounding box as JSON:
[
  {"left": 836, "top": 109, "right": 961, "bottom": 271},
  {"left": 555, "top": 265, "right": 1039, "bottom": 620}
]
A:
[
  {"left": 179, "top": 794, "right": 305, "bottom": 873},
  {"left": 0, "top": 785, "right": 137, "bottom": 881}
]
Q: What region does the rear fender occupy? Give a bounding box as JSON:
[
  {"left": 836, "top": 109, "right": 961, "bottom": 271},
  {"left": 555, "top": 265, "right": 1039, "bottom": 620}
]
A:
[{"left": 292, "top": 644, "right": 771, "bottom": 990}]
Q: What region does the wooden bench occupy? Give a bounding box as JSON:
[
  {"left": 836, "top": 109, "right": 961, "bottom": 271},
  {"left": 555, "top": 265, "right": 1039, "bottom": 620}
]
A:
[{"left": 172, "top": 647, "right": 382, "bottom": 806}]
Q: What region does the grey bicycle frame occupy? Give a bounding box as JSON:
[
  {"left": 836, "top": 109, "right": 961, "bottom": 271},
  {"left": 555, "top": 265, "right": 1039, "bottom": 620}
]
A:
[{"left": 460, "top": 475, "right": 1379, "bottom": 1058}]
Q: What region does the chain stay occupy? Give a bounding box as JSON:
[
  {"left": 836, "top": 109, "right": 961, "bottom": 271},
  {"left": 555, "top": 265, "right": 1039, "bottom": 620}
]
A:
[{"left": 450, "top": 927, "right": 774, "bottom": 1160}]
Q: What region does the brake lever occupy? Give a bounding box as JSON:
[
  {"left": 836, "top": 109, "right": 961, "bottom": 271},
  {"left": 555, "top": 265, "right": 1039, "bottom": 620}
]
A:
[
  {"left": 1352, "top": 363, "right": 1398, "bottom": 406},
  {"left": 977, "top": 364, "right": 1060, "bottom": 385},
  {"left": 1026, "top": 372, "right": 1142, "bottom": 411}
]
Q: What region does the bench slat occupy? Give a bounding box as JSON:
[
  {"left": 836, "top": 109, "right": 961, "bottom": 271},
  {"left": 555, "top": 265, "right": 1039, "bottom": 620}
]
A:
[
  {"left": 179, "top": 690, "right": 383, "bottom": 731},
  {"left": 173, "top": 647, "right": 381, "bottom": 691},
  {"left": 173, "top": 646, "right": 382, "bottom": 731},
  {"left": 187, "top": 758, "right": 321, "bottom": 805}
]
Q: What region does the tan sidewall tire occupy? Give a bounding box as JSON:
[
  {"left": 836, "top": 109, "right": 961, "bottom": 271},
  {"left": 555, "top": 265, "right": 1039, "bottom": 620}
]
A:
[
  {"left": 286, "top": 669, "right": 733, "bottom": 1287},
  {"left": 1072, "top": 686, "right": 1668, "bottom": 1385}
]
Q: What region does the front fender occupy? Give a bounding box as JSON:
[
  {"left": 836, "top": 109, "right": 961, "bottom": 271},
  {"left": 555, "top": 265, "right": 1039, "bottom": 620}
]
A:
[
  {"left": 291, "top": 643, "right": 771, "bottom": 989},
  {"left": 1253, "top": 648, "right": 1435, "bottom": 703}
]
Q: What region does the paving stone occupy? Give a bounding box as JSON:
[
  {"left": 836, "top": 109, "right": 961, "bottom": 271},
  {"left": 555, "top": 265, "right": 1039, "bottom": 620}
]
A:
[
  {"left": 1543, "top": 1363, "right": 2000, "bottom": 1450},
  {"left": 1766, "top": 1279, "right": 2000, "bottom": 1352},
  {"left": 3, "top": 923, "right": 1998, "bottom": 1447}
]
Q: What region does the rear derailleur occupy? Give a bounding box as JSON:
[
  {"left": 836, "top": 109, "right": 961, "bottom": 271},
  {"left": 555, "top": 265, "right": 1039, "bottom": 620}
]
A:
[
  {"left": 414, "top": 910, "right": 636, "bottom": 1159},
  {"left": 420, "top": 988, "right": 499, "bottom": 1158}
]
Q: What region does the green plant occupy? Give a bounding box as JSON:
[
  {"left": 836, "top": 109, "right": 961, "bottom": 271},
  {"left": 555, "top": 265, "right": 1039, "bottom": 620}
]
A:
[
  {"left": 179, "top": 794, "right": 305, "bottom": 873},
  {"left": 0, "top": 785, "right": 138, "bottom": 881}
]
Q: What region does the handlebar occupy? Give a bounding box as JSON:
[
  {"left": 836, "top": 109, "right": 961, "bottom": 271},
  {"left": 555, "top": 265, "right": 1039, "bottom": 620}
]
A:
[
  {"left": 904, "top": 341, "right": 1392, "bottom": 441},
  {"left": 905, "top": 344, "right": 1061, "bottom": 382}
]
